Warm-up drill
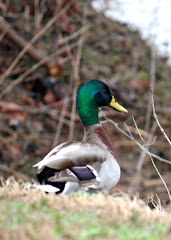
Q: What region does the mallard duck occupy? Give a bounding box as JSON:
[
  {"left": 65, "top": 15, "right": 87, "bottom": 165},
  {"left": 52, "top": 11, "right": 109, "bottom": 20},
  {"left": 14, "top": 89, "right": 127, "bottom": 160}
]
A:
[{"left": 33, "top": 80, "right": 127, "bottom": 194}]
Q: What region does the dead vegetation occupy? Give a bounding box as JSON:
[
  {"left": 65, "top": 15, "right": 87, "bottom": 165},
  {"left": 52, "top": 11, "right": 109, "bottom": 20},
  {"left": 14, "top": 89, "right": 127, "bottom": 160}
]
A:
[
  {"left": 1, "top": 178, "right": 171, "bottom": 223},
  {"left": 0, "top": 178, "right": 171, "bottom": 240}
]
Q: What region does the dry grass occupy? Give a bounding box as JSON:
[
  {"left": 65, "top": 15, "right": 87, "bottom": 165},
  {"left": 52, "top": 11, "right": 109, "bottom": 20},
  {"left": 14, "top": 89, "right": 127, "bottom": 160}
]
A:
[
  {"left": 0, "top": 177, "right": 171, "bottom": 240},
  {"left": 1, "top": 177, "right": 170, "bottom": 224}
]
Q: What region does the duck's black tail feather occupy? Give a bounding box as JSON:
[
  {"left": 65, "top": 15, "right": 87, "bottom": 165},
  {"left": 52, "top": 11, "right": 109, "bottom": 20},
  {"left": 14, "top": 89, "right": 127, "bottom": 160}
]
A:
[{"left": 36, "top": 166, "right": 66, "bottom": 193}]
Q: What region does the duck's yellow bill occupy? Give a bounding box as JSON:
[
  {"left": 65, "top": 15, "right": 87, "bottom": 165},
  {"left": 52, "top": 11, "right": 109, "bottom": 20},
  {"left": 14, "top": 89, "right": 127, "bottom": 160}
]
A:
[{"left": 109, "top": 96, "right": 128, "bottom": 113}]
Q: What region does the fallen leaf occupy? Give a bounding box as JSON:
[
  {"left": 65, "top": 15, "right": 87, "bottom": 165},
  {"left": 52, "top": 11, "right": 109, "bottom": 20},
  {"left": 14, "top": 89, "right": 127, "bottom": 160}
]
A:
[
  {"left": 0, "top": 101, "right": 26, "bottom": 122},
  {"left": 23, "top": 95, "right": 35, "bottom": 106},
  {"left": 43, "top": 89, "right": 55, "bottom": 104}
]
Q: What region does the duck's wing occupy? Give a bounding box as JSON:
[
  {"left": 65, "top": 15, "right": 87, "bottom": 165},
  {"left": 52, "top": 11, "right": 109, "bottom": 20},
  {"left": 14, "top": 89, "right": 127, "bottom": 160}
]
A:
[
  {"left": 48, "top": 165, "right": 100, "bottom": 188},
  {"left": 33, "top": 142, "right": 106, "bottom": 170}
]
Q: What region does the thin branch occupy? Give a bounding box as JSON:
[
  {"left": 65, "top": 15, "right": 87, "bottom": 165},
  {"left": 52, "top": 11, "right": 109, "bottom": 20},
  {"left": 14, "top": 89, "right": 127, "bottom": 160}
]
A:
[
  {"left": 0, "top": 17, "right": 48, "bottom": 64},
  {"left": 128, "top": 116, "right": 157, "bottom": 191},
  {"left": 0, "top": 17, "right": 90, "bottom": 73},
  {"left": 145, "top": 46, "right": 156, "bottom": 131},
  {"left": 102, "top": 114, "right": 171, "bottom": 200},
  {"left": 0, "top": 28, "right": 7, "bottom": 42},
  {"left": 0, "top": 23, "right": 90, "bottom": 99},
  {"left": 68, "top": 36, "right": 83, "bottom": 141},
  {"left": 52, "top": 97, "right": 69, "bottom": 148},
  {"left": 56, "top": 23, "right": 91, "bottom": 48},
  {"left": 0, "top": 0, "right": 75, "bottom": 85},
  {"left": 68, "top": 7, "right": 86, "bottom": 141},
  {"left": 121, "top": 124, "right": 150, "bottom": 138},
  {"left": 135, "top": 119, "right": 158, "bottom": 172},
  {"left": 132, "top": 116, "right": 171, "bottom": 201},
  {"left": 151, "top": 88, "right": 171, "bottom": 146},
  {"left": 0, "top": 41, "right": 79, "bottom": 99},
  {"left": 64, "top": 41, "right": 76, "bottom": 69},
  {"left": 0, "top": 163, "right": 31, "bottom": 181},
  {"left": 129, "top": 50, "right": 139, "bottom": 101},
  {"left": 148, "top": 46, "right": 170, "bottom": 146},
  {"left": 101, "top": 118, "right": 171, "bottom": 165},
  {"left": 149, "top": 151, "right": 171, "bottom": 201}
]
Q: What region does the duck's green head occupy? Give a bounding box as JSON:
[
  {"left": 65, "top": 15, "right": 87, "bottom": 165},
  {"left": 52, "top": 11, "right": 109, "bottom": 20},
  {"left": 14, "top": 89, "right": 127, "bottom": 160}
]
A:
[{"left": 76, "top": 80, "right": 127, "bottom": 127}]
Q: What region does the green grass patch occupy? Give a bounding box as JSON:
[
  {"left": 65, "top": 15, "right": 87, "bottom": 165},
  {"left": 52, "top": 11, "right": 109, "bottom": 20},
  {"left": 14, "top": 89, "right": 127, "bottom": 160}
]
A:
[{"left": 0, "top": 196, "right": 171, "bottom": 240}]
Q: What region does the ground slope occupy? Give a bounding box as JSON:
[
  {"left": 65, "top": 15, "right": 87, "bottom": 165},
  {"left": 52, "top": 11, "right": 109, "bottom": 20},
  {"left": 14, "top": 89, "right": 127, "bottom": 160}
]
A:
[{"left": 0, "top": 179, "right": 171, "bottom": 240}]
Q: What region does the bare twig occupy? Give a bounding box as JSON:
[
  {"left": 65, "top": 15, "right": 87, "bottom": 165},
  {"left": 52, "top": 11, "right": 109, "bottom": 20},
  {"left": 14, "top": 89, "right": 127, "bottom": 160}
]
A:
[
  {"left": 151, "top": 89, "right": 171, "bottom": 146},
  {"left": 34, "top": 0, "right": 48, "bottom": 30},
  {"left": 68, "top": 36, "right": 84, "bottom": 141},
  {"left": 52, "top": 97, "right": 69, "bottom": 148},
  {"left": 56, "top": 23, "right": 91, "bottom": 47},
  {"left": 135, "top": 118, "right": 158, "bottom": 172},
  {"left": 25, "top": 97, "right": 71, "bottom": 114},
  {"left": 64, "top": 41, "right": 76, "bottom": 68},
  {"left": 0, "top": 41, "right": 79, "bottom": 99},
  {"left": 68, "top": 7, "right": 86, "bottom": 141},
  {"left": 149, "top": 152, "right": 171, "bottom": 201},
  {"left": 130, "top": 44, "right": 169, "bottom": 187},
  {"left": 128, "top": 45, "right": 170, "bottom": 193},
  {"left": 0, "top": 23, "right": 90, "bottom": 99},
  {"left": 0, "top": 17, "right": 48, "bottom": 64},
  {"left": 0, "top": 163, "right": 31, "bottom": 181},
  {"left": 121, "top": 124, "right": 150, "bottom": 138},
  {"left": 102, "top": 114, "right": 171, "bottom": 199},
  {"left": 101, "top": 118, "right": 171, "bottom": 165},
  {"left": 147, "top": 45, "right": 170, "bottom": 145},
  {"left": 129, "top": 50, "right": 139, "bottom": 101},
  {"left": 0, "top": 28, "right": 7, "bottom": 42},
  {"left": 145, "top": 46, "right": 156, "bottom": 131},
  {"left": 132, "top": 117, "right": 171, "bottom": 201},
  {"left": 128, "top": 116, "right": 157, "bottom": 191},
  {"left": 0, "top": 0, "right": 75, "bottom": 85},
  {"left": 0, "top": 17, "right": 90, "bottom": 73}
]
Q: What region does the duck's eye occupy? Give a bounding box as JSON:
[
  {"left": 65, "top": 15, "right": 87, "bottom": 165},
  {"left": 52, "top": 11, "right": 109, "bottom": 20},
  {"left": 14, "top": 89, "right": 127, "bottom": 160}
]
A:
[{"left": 102, "top": 89, "right": 106, "bottom": 93}]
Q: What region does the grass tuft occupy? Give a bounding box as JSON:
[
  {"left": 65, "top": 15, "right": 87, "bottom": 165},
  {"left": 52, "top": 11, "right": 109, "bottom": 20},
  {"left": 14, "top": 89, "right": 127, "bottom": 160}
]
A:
[{"left": 0, "top": 178, "right": 171, "bottom": 240}]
